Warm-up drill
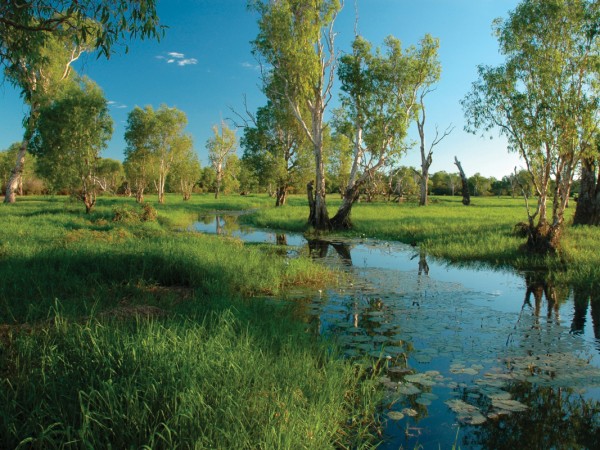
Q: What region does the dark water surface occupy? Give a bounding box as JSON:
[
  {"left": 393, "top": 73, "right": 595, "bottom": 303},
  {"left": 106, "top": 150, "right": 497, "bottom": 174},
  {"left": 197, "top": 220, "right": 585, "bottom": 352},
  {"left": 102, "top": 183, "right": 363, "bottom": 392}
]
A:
[{"left": 194, "top": 214, "right": 600, "bottom": 449}]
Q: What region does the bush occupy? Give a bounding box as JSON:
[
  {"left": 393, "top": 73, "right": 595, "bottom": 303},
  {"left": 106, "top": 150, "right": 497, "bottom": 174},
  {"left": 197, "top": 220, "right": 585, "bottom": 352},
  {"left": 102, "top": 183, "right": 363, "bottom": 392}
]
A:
[{"left": 113, "top": 203, "right": 158, "bottom": 223}]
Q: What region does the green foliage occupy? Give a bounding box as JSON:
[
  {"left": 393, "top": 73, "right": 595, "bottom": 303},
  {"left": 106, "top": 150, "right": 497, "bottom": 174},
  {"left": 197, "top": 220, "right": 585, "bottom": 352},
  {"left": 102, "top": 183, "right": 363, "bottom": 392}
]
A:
[
  {"left": 207, "top": 122, "right": 237, "bottom": 198},
  {"left": 30, "top": 77, "right": 113, "bottom": 212},
  {"left": 462, "top": 0, "right": 599, "bottom": 248},
  {"left": 0, "top": 1, "right": 163, "bottom": 66},
  {"left": 124, "top": 105, "right": 193, "bottom": 203},
  {"left": 241, "top": 100, "right": 313, "bottom": 199},
  {"left": 112, "top": 203, "right": 157, "bottom": 223}
]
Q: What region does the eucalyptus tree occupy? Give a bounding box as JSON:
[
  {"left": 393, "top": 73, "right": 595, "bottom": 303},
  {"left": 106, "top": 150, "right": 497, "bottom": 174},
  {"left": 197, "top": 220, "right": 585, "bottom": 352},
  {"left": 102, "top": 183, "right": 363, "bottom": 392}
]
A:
[
  {"left": 331, "top": 34, "right": 439, "bottom": 228},
  {"left": 2, "top": 31, "right": 86, "bottom": 203},
  {"left": 94, "top": 158, "right": 124, "bottom": 194},
  {"left": 411, "top": 35, "right": 453, "bottom": 206},
  {"left": 30, "top": 78, "right": 112, "bottom": 213},
  {"left": 207, "top": 122, "right": 237, "bottom": 199},
  {"left": 251, "top": 0, "right": 341, "bottom": 229},
  {"left": 241, "top": 100, "right": 311, "bottom": 206},
  {"left": 462, "top": 0, "right": 599, "bottom": 253},
  {"left": 170, "top": 147, "right": 201, "bottom": 201},
  {"left": 1, "top": 1, "right": 163, "bottom": 204},
  {"left": 124, "top": 105, "right": 192, "bottom": 204}
]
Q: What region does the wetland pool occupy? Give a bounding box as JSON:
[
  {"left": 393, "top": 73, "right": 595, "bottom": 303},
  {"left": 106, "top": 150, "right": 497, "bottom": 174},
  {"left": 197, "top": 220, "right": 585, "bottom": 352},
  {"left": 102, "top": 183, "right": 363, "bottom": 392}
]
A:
[{"left": 194, "top": 213, "right": 600, "bottom": 449}]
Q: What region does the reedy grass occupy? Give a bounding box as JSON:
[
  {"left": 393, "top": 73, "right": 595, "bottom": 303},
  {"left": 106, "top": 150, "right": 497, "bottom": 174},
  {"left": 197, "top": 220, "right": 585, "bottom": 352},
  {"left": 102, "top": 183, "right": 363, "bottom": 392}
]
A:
[
  {"left": 0, "top": 195, "right": 382, "bottom": 449},
  {"left": 2, "top": 309, "right": 380, "bottom": 449}
]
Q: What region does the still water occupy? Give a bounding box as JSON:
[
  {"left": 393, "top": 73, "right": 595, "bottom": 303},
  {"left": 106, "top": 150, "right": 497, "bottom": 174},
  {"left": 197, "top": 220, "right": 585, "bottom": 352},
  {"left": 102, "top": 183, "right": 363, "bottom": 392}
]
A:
[{"left": 194, "top": 213, "right": 600, "bottom": 449}]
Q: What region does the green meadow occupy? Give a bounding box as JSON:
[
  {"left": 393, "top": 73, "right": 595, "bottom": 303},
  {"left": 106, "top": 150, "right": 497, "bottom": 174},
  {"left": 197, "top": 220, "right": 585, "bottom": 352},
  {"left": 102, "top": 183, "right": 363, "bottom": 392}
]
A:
[
  {"left": 0, "top": 195, "right": 381, "bottom": 449},
  {"left": 1, "top": 193, "right": 599, "bottom": 448}
]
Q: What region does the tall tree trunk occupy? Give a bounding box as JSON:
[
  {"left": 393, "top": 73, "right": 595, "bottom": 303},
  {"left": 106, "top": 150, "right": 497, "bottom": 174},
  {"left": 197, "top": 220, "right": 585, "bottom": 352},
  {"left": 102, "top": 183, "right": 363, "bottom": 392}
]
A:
[
  {"left": 275, "top": 184, "right": 287, "bottom": 206},
  {"left": 574, "top": 155, "right": 600, "bottom": 225},
  {"left": 135, "top": 188, "right": 144, "bottom": 203},
  {"left": 419, "top": 171, "right": 430, "bottom": 206},
  {"left": 307, "top": 181, "right": 315, "bottom": 225},
  {"left": 309, "top": 112, "right": 330, "bottom": 231},
  {"left": 215, "top": 165, "right": 222, "bottom": 199},
  {"left": 5, "top": 141, "right": 27, "bottom": 204},
  {"left": 417, "top": 115, "right": 431, "bottom": 207},
  {"left": 454, "top": 156, "right": 470, "bottom": 206}
]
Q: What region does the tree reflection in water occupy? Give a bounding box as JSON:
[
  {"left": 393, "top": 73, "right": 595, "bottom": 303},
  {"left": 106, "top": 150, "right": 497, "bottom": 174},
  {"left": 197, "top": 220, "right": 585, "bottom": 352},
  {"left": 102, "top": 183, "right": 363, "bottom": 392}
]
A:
[
  {"left": 521, "top": 273, "right": 600, "bottom": 353},
  {"left": 462, "top": 382, "right": 600, "bottom": 449},
  {"left": 571, "top": 288, "right": 600, "bottom": 350},
  {"left": 307, "top": 239, "right": 353, "bottom": 266}
]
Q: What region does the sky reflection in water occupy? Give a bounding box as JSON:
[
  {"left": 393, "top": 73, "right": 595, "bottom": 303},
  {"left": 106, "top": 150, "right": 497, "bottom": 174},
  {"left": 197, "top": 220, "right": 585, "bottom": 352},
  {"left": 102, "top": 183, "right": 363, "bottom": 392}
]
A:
[{"left": 194, "top": 214, "right": 600, "bottom": 449}]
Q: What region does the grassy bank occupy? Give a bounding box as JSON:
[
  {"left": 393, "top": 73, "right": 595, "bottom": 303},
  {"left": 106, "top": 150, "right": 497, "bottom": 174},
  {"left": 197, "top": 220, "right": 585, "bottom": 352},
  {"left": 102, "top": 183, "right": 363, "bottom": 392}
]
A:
[
  {"left": 243, "top": 195, "right": 600, "bottom": 289},
  {"left": 0, "top": 195, "right": 382, "bottom": 449}
]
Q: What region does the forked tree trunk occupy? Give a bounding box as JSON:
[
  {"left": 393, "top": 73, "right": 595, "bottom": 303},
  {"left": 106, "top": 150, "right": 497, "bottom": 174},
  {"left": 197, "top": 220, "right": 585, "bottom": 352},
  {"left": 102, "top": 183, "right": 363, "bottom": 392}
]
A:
[
  {"left": 454, "top": 156, "right": 470, "bottom": 206},
  {"left": 331, "top": 183, "right": 361, "bottom": 230},
  {"left": 83, "top": 192, "right": 96, "bottom": 214},
  {"left": 573, "top": 155, "right": 600, "bottom": 226},
  {"left": 275, "top": 185, "right": 287, "bottom": 206}
]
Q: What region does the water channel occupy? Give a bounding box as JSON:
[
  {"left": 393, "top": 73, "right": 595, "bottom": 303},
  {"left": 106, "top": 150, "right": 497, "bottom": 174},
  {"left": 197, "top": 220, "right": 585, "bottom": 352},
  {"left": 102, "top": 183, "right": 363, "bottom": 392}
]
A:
[{"left": 194, "top": 213, "right": 600, "bottom": 449}]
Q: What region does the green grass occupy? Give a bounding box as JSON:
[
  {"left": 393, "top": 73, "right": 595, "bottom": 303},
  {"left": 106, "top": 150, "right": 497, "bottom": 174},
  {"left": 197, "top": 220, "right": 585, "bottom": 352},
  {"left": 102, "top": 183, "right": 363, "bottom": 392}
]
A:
[
  {"left": 0, "top": 194, "right": 382, "bottom": 449},
  {"left": 243, "top": 194, "right": 600, "bottom": 289}
]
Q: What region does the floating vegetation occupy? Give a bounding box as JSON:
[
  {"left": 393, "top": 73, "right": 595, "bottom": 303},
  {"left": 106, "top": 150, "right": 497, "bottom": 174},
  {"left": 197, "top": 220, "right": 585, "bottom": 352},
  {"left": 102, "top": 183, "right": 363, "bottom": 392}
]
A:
[
  {"left": 491, "top": 398, "right": 529, "bottom": 413},
  {"left": 387, "top": 411, "right": 405, "bottom": 421},
  {"left": 396, "top": 382, "right": 422, "bottom": 396},
  {"left": 445, "top": 399, "right": 487, "bottom": 425}
]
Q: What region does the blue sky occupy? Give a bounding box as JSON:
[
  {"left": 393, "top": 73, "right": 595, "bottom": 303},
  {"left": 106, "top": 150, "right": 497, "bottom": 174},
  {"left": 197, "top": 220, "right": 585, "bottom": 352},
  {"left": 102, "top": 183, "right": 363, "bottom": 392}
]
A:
[{"left": 0, "top": 0, "right": 523, "bottom": 179}]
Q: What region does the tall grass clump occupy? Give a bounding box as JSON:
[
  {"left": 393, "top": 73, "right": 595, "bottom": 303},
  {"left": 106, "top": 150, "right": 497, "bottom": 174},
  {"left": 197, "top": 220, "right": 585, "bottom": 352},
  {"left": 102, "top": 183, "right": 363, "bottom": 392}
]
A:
[
  {"left": 0, "top": 195, "right": 383, "bottom": 448},
  {"left": 1, "top": 310, "right": 381, "bottom": 449}
]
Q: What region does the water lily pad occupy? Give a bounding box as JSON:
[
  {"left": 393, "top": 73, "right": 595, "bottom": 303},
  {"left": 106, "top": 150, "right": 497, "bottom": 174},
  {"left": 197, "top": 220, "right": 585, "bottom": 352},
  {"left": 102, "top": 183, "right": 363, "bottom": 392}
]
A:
[
  {"left": 413, "top": 354, "right": 433, "bottom": 364},
  {"left": 491, "top": 398, "right": 528, "bottom": 412},
  {"left": 415, "top": 396, "right": 432, "bottom": 406},
  {"left": 402, "top": 408, "right": 419, "bottom": 417},
  {"left": 405, "top": 373, "right": 437, "bottom": 387},
  {"left": 387, "top": 366, "right": 414, "bottom": 376},
  {"left": 397, "top": 382, "right": 421, "bottom": 395},
  {"left": 387, "top": 411, "right": 405, "bottom": 421}
]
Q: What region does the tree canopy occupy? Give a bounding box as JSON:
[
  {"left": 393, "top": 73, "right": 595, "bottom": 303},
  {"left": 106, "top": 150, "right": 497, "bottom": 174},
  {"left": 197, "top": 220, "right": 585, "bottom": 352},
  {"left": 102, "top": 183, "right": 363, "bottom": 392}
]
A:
[{"left": 462, "top": 0, "right": 599, "bottom": 253}]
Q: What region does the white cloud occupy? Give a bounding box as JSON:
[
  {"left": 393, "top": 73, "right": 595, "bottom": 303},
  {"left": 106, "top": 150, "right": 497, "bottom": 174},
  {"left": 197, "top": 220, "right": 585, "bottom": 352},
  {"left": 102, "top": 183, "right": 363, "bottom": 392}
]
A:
[
  {"left": 178, "top": 58, "right": 198, "bottom": 66},
  {"left": 241, "top": 61, "right": 259, "bottom": 70},
  {"left": 156, "top": 52, "right": 198, "bottom": 67},
  {"left": 108, "top": 100, "right": 127, "bottom": 109}
]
